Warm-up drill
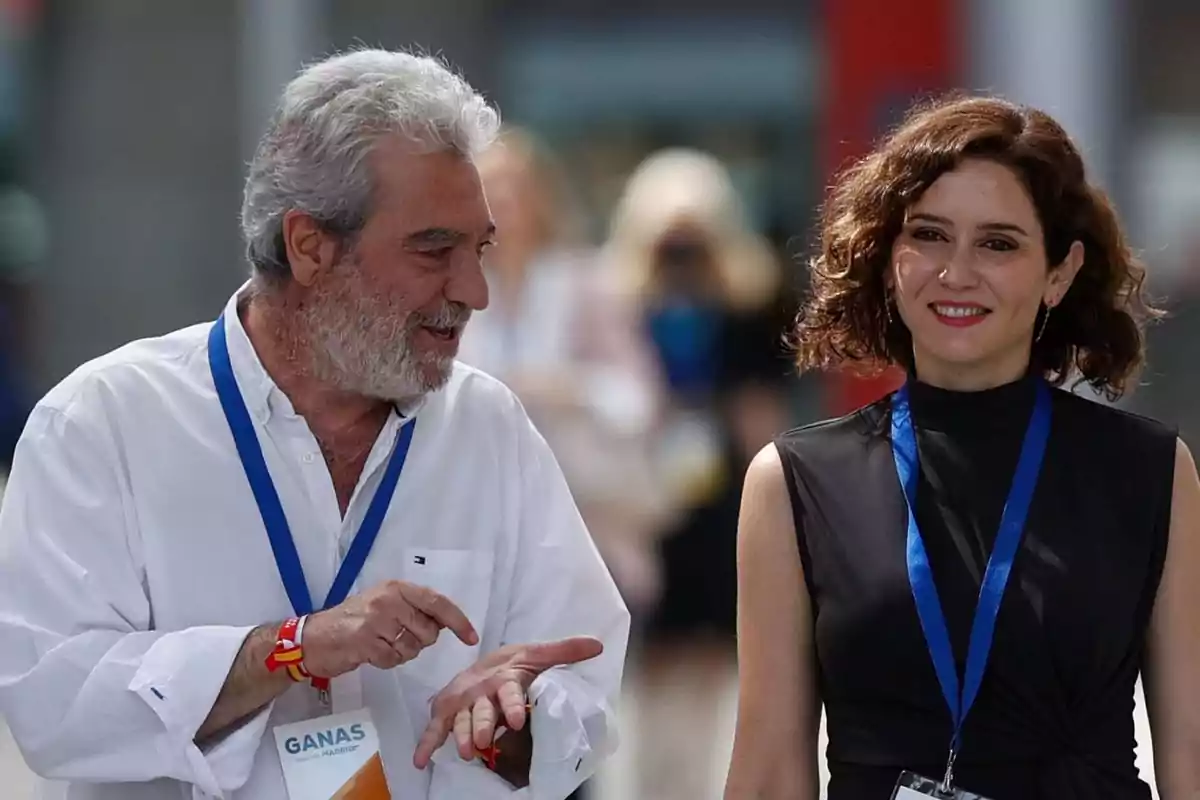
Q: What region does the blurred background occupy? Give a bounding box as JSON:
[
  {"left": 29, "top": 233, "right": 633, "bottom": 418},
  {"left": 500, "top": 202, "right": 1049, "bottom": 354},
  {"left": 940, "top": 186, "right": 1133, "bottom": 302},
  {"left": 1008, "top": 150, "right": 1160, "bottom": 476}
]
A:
[{"left": 1, "top": 0, "right": 1197, "bottom": 797}]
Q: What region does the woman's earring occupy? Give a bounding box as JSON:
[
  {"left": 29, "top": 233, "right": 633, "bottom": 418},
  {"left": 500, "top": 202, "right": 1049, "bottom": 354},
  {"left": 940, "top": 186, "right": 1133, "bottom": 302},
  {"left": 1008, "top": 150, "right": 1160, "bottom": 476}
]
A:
[
  {"left": 885, "top": 297, "right": 895, "bottom": 326},
  {"left": 1035, "top": 303, "right": 1053, "bottom": 343}
]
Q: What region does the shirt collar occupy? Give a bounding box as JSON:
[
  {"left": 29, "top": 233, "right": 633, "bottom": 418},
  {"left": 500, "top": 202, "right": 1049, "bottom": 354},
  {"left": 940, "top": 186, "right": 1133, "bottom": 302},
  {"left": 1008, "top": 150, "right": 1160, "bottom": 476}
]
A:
[{"left": 221, "top": 286, "right": 276, "bottom": 424}]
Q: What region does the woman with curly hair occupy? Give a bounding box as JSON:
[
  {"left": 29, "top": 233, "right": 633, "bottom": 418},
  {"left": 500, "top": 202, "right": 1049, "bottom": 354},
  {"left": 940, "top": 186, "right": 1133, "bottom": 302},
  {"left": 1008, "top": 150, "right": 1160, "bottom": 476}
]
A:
[{"left": 723, "top": 95, "right": 1200, "bottom": 799}]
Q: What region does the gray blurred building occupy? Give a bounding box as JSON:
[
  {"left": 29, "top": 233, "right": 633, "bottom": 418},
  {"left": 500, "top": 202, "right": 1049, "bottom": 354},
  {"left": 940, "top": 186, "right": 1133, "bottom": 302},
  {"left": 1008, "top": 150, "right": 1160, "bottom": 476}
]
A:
[{"left": 10, "top": 0, "right": 1200, "bottom": 443}]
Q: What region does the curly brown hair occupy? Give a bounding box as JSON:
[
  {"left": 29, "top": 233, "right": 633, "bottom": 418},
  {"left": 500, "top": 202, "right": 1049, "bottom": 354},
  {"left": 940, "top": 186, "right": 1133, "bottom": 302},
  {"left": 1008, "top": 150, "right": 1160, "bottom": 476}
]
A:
[{"left": 792, "top": 93, "right": 1161, "bottom": 399}]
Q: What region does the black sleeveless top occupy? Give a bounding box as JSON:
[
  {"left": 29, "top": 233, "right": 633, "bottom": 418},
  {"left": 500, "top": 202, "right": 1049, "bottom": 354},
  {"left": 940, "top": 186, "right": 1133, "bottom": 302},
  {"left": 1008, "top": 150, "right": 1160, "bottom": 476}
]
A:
[{"left": 775, "top": 377, "right": 1177, "bottom": 799}]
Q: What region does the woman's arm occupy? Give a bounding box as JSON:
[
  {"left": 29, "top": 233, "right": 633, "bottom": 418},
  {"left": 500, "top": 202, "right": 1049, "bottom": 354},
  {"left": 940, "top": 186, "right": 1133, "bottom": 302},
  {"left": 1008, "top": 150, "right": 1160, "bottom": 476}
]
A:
[
  {"left": 723, "top": 444, "right": 821, "bottom": 800},
  {"left": 1145, "top": 437, "right": 1200, "bottom": 796}
]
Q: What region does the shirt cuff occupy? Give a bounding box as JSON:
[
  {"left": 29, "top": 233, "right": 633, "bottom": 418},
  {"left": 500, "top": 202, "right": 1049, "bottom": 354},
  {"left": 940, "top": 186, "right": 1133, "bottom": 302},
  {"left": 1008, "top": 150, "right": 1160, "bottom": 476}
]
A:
[
  {"left": 127, "top": 625, "right": 266, "bottom": 797},
  {"left": 524, "top": 669, "right": 617, "bottom": 800}
]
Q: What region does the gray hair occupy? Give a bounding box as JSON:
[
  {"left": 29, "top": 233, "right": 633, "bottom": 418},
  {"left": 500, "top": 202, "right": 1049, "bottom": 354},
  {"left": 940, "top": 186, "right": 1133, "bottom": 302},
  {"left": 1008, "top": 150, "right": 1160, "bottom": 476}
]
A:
[{"left": 241, "top": 49, "right": 501, "bottom": 281}]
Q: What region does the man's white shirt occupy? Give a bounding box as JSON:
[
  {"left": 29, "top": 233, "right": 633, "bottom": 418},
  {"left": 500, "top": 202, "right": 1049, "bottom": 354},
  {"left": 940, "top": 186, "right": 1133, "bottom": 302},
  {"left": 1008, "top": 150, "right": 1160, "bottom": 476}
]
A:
[{"left": 0, "top": 291, "right": 630, "bottom": 799}]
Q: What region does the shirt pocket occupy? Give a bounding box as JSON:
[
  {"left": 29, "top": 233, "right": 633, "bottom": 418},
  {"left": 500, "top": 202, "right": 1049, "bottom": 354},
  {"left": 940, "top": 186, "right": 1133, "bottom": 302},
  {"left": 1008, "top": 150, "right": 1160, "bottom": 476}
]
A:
[{"left": 397, "top": 547, "right": 494, "bottom": 692}]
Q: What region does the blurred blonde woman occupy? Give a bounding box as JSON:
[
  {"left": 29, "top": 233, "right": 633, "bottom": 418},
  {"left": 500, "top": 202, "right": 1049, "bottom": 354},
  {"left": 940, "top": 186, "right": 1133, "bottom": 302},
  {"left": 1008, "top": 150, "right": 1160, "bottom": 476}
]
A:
[
  {"left": 459, "top": 127, "right": 668, "bottom": 632},
  {"left": 603, "top": 148, "right": 794, "bottom": 800}
]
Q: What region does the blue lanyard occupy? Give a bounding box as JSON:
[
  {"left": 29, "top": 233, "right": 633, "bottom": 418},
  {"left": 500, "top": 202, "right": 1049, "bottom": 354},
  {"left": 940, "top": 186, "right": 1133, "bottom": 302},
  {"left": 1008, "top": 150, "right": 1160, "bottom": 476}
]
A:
[
  {"left": 207, "top": 313, "right": 416, "bottom": 616},
  {"left": 891, "top": 379, "right": 1051, "bottom": 756}
]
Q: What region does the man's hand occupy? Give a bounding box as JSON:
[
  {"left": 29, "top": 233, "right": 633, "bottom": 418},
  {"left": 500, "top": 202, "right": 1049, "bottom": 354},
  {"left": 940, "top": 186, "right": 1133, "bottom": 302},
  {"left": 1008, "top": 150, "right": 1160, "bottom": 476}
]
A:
[
  {"left": 413, "top": 636, "right": 604, "bottom": 771},
  {"left": 198, "top": 581, "right": 476, "bottom": 746},
  {"left": 303, "top": 580, "right": 479, "bottom": 679}
]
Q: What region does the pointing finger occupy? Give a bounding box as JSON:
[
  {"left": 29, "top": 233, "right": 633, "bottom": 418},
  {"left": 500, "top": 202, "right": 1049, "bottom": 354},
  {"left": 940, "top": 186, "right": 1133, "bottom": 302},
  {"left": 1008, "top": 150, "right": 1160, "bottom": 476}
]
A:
[
  {"left": 524, "top": 636, "right": 604, "bottom": 672},
  {"left": 403, "top": 584, "right": 479, "bottom": 646}
]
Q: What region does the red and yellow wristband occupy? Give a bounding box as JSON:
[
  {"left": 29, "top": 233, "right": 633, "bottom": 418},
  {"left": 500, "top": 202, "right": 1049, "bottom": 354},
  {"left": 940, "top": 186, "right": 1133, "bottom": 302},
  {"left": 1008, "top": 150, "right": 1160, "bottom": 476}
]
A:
[
  {"left": 478, "top": 742, "right": 503, "bottom": 770},
  {"left": 264, "top": 616, "right": 330, "bottom": 695}
]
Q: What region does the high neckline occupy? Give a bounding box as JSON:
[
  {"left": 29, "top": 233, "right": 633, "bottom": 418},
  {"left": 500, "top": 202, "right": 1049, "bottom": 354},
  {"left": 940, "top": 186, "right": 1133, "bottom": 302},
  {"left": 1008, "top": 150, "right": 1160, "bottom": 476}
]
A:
[{"left": 906, "top": 373, "right": 1039, "bottom": 433}]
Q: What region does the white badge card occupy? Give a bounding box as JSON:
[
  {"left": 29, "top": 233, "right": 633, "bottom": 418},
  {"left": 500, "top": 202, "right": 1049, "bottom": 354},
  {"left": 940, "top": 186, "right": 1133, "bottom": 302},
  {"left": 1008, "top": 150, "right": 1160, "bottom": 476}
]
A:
[
  {"left": 273, "top": 708, "right": 391, "bottom": 799},
  {"left": 892, "top": 771, "right": 994, "bottom": 800}
]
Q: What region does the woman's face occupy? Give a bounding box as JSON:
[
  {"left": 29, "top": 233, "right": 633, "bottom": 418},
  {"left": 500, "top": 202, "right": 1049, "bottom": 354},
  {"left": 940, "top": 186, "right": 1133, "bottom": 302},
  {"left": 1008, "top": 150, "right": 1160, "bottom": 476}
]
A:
[
  {"left": 653, "top": 225, "right": 718, "bottom": 298},
  {"left": 888, "top": 157, "right": 1083, "bottom": 389}
]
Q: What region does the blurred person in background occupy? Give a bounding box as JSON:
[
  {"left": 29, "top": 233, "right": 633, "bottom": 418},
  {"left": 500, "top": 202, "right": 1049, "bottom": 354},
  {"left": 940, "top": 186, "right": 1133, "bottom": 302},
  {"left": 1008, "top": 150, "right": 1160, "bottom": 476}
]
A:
[
  {"left": 725, "top": 95, "right": 1200, "bottom": 800},
  {"left": 602, "top": 148, "right": 793, "bottom": 800},
  {"left": 459, "top": 128, "right": 667, "bottom": 800},
  {"left": 0, "top": 134, "right": 44, "bottom": 472},
  {"left": 458, "top": 128, "right": 668, "bottom": 624},
  {"left": 0, "top": 49, "right": 628, "bottom": 800}
]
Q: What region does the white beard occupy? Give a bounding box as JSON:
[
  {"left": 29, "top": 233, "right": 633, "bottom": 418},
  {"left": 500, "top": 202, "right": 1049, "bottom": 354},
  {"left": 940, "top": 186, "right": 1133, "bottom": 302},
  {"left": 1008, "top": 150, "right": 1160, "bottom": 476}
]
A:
[{"left": 295, "top": 263, "right": 466, "bottom": 402}]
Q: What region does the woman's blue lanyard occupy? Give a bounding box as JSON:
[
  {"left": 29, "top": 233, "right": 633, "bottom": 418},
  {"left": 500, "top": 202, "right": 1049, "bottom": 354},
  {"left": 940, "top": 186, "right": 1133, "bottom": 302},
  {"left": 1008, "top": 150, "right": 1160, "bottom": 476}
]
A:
[
  {"left": 207, "top": 314, "right": 416, "bottom": 620},
  {"left": 890, "top": 379, "right": 1051, "bottom": 792}
]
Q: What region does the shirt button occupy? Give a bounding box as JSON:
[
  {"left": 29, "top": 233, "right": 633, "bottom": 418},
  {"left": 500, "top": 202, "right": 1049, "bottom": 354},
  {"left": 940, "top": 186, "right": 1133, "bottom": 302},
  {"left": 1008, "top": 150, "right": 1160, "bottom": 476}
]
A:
[{"left": 303, "top": 453, "right": 317, "bottom": 464}]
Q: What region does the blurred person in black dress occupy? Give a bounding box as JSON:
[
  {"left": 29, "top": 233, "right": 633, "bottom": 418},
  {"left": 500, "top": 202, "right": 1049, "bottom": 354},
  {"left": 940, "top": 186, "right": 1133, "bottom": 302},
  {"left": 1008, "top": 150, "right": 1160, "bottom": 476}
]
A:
[
  {"left": 601, "top": 148, "right": 794, "bottom": 800},
  {"left": 724, "top": 95, "right": 1200, "bottom": 799}
]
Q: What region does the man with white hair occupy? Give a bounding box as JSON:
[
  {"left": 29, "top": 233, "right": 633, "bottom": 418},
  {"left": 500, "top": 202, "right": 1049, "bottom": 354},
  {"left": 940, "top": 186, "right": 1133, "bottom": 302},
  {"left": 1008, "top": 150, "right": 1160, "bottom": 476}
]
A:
[{"left": 0, "top": 49, "right": 629, "bottom": 799}]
